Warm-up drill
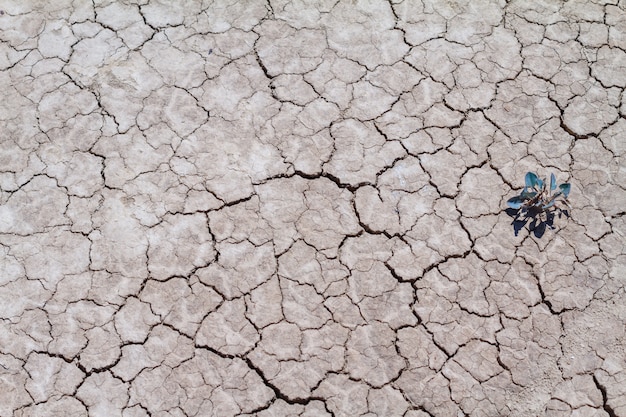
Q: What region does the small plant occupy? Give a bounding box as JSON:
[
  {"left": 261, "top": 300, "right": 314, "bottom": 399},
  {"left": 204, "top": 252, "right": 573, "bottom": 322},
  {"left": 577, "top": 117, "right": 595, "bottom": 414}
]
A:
[
  {"left": 506, "top": 172, "right": 571, "bottom": 236},
  {"left": 507, "top": 172, "right": 571, "bottom": 212}
]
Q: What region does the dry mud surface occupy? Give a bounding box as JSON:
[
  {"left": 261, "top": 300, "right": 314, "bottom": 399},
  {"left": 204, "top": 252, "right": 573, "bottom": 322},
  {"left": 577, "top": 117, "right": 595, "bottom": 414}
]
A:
[{"left": 1, "top": 1, "right": 625, "bottom": 416}]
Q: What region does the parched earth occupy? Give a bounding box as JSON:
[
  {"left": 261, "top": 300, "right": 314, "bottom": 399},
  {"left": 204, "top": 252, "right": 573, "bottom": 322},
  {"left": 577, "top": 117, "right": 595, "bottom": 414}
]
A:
[{"left": 1, "top": 0, "right": 625, "bottom": 416}]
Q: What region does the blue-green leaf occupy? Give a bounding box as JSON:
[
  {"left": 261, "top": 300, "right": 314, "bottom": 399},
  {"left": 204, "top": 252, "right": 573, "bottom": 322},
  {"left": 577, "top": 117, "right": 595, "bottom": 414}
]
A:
[
  {"left": 550, "top": 173, "right": 556, "bottom": 191},
  {"left": 559, "top": 183, "right": 571, "bottom": 198},
  {"left": 525, "top": 171, "right": 543, "bottom": 190},
  {"left": 520, "top": 190, "right": 537, "bottom": 199},
  {"left": 507, "top": 195, "right": 526, "bottom": 209}
]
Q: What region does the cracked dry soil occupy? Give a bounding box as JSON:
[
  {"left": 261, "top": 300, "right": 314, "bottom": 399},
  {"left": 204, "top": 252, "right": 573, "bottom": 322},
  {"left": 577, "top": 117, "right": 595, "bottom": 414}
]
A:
[{"left": 0, "top": 0, "right": 625, "bottom": 416}]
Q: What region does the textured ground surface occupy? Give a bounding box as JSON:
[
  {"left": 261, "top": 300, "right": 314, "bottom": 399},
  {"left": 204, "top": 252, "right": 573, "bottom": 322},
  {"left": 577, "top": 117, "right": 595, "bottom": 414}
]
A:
[{"left": 1, "top": 0, "right": 625, "bottom": 416}]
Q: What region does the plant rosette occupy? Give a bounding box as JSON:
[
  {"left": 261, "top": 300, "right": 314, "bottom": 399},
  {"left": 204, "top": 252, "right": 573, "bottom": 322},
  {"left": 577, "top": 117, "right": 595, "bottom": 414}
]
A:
[{"left": 507, "top": 172, "right": 571, "bottom": 219}]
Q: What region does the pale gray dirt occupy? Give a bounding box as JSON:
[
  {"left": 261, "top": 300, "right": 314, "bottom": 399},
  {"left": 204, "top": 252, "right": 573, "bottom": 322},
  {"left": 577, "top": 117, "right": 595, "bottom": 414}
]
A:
[{"left": 0, "top": 1, "right": 625, "bottom": 416}]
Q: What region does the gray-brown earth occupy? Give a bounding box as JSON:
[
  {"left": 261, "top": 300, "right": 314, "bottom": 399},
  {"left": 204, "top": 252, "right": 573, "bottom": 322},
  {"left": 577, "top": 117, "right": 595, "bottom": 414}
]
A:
[{"left": 0, "top": 0, "right": 625, "bottom": 416}]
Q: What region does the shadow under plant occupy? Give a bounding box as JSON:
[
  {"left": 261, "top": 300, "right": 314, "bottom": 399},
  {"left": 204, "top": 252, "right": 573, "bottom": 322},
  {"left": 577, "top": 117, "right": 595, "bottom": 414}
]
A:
[{"left": 506, "top": 172, "right": 571, "bottom": 238}]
